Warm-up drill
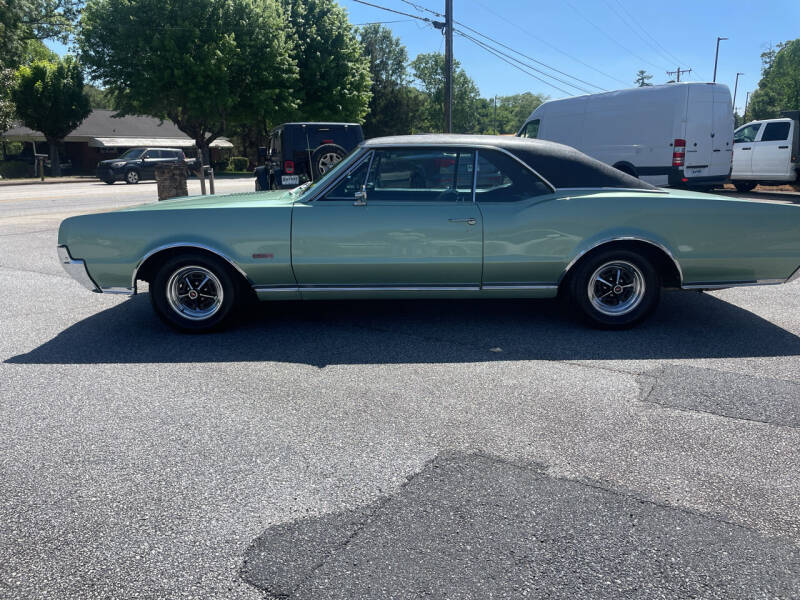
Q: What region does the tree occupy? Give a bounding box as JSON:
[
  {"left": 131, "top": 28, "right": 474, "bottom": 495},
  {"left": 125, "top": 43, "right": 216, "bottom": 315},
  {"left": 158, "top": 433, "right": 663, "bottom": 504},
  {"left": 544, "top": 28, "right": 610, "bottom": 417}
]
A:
[
  {"left": 83, "top": 84, "right": 114, "bottom": 110},
  {"left": 747, "top": 39, "right": 800, "bottom": 120},
  {"left": 79, "top": 0, "right": 298, "bottom": 165},
  {"left": 12, "top": 57, "right": 91, "bottom": 176},
  {"left": 410, "top": 52, "right": 481, "bottom": 133},
  {"left": 281, "top": 0, "right": 372, "bottom": 122},
  {"left": 358, "top": 24, "right": 421, "bottom": 137},
  {"left": 0, "top": 69, "right": 16, "bottom": 134},
  {"left": 0, "top": 0, "right": 81, "bottom": 71},
  {"left": 634, "top": 70, "right": 653, "bottom": 87}
]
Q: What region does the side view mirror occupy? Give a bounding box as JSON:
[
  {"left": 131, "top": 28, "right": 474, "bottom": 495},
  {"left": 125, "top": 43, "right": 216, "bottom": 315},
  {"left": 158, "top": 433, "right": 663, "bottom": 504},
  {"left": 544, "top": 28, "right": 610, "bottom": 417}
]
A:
[{"left": 353, "top": 185, "right": 367, "bottom": 206}]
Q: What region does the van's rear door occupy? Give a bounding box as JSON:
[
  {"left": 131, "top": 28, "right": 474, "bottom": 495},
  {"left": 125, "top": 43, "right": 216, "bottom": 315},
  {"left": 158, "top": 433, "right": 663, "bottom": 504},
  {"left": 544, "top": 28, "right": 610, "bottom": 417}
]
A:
[
  {"left": 683, "top": 84, "right": 714, "bottom": 179},
  {"left": 710, "top": 85, "right": 734, "bottom": 177}
]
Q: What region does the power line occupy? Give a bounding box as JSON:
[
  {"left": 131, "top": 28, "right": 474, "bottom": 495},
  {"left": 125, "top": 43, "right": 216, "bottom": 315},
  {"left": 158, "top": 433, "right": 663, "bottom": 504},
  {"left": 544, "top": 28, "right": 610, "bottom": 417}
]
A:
[
  {"left": 398, "top": 0, "right": 442, "bottom": 18},
  {"left": 354, "top": 19, "right": 416, "bottom": 25},
  {"left": 611, "top": 0, "right": 687, "bottom": 68},
  {"left": 350, "top": 0, "right": 438, "bottom": 24},
  {"left": 455, "top": 28, "right": 593, "bottom": 94},
  {"left": 601, "top": 0, "right": 673, "bottom": 70},
  {"left": 453, "top": 19, "right": 606, "bottom": 92},
  {"left": 467, "top": 0, "right": 629, "bottom": 87},
  {"left": 454, "top": 30, "right": 573, "bottom": 96}
]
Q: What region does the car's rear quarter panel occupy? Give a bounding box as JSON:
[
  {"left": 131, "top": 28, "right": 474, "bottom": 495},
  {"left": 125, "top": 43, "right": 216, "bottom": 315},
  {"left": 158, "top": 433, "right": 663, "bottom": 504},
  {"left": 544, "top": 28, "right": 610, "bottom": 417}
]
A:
[{"left": 58, "top": 206, "right": 295, "bottom": 291}]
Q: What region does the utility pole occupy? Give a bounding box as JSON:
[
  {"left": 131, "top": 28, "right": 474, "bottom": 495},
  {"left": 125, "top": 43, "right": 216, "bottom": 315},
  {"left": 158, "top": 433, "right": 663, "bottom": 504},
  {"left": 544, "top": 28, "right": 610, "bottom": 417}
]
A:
[
  {"left": 494, "top": 95, "right": 498, "bottom": 134},
  {"left": 732, "top": 72, "right": 744, "bottom": 112},
  {"left": 713, "top": 36, "right": 728, "bottom": 82},
  {"left": 444, "top": 0, "right": 453, "bottom": 133},
  {"left": 744, "top": 91, "right": 751, "bottom": 121},
  {"left": 667, "top": 67, "right": 692, "bottom": 82}
]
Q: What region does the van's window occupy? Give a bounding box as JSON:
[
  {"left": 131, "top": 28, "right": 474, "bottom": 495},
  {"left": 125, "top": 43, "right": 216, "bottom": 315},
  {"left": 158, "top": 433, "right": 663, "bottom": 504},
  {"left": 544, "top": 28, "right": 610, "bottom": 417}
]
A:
[
  {"left": 760, "top": 122, "right": 791, "bottom": 142},
  {"left": 270, "top": 131, "right": 281, "bottom": 157},
  {"left": 519, "top": 119, "right": 540, "bottom": 139},
  {"left": 475, "top": 150, "right": 550, "bottom": 202},
  {"left": 734, "top": 123, "right": 761, "bottom": 143},
  {"left": 367, "top": 149, "right": 474, "bottom": 202}
]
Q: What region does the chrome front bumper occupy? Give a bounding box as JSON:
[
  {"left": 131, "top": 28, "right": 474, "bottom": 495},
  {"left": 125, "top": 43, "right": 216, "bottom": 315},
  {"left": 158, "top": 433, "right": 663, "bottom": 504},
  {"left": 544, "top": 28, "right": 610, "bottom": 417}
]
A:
[{"left": 57, "top": 245, "right": 101, "bottom": 292}]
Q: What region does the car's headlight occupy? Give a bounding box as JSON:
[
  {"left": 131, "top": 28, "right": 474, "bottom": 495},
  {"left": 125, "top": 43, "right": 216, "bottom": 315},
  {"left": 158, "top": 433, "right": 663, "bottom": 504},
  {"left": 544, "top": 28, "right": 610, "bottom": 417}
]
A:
[{"left": 111, "top": 161, "right": 126, "bottom": 167}]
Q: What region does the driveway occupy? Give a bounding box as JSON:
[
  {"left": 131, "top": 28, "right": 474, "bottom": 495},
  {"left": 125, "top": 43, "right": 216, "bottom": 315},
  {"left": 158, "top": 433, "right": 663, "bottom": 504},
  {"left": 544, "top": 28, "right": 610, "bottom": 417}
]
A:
[{"left": 0, "top": 184, "right": 798, "bottom": 599}]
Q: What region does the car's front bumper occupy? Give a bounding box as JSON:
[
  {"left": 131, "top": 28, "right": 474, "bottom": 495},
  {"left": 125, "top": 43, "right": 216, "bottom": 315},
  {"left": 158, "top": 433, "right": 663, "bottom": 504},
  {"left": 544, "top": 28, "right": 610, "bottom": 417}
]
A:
[{"left": 57, "top": 245, "right": 101, "bottom": 292}]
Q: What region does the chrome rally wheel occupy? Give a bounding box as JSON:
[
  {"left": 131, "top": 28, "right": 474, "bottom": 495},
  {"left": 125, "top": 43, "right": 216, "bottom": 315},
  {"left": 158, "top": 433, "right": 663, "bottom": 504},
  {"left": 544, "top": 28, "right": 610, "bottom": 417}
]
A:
[
  {"left": 166, "top": 266, "right": 224, "bottom": 321},
  {"left": 587, "top": 260, "right": 645, "bottom": 316},
  {"left": 317, "top": 152, "right": 342, "bottom": 175}
]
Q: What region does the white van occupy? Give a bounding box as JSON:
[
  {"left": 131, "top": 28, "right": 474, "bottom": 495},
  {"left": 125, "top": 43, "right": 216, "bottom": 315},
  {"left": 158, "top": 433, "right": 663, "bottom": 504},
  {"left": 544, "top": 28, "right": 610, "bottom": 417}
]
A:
[
  {"left": 730, "top": 111, "right": 800, "bottom": 192},
  {"left": 518, "top": 82, "right": 734, "bottom": 188}
]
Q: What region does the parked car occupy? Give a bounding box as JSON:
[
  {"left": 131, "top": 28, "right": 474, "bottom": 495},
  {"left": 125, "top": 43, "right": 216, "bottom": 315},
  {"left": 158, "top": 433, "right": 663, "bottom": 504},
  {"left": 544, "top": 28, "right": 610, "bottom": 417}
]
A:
[
  {"left": 254, "top": 122, "right": 364, "bottom": 190},
  {"left": 58, "top": 135, "right": 800, "bottom": 332},
  {"left": 518, "top": 82, "right": 734, "bottom": 189},
  {"left": 730, "top": 111, "right": 800, "bottom": 192},
  {"left": 96, "top": 147, "right": 194, "bottom": 184}
]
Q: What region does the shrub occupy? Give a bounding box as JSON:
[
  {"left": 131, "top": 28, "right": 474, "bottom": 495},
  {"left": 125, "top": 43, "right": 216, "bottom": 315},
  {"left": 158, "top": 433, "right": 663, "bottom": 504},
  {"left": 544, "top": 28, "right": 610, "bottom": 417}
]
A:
[
  {"left": 0, "top": 161, "right": 33, "bottom": 179},
  {"left": 230, "top": 156, "right": 248, "bottom": 171},
  {"left": 214, "top": 159, "right": 231, "bottom": 172}
]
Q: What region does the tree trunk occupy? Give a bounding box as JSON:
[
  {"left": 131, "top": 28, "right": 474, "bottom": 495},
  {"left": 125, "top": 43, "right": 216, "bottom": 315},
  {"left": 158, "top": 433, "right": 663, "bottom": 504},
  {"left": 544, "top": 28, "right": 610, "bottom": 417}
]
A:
[{"left": 48, "top": 139, "right": 61, "bottom": 177}]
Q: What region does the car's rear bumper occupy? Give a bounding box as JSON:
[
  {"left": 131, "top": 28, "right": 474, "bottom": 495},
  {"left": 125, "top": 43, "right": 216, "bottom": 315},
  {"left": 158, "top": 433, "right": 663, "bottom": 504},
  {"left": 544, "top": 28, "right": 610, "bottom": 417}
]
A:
[{"left": 58, "top": 245, "right": 100, "bottom": 292}]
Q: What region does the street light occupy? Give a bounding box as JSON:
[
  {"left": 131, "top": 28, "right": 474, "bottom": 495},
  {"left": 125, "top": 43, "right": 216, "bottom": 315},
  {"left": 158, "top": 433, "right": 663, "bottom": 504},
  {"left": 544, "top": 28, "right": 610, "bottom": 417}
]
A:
[
  {"left": 733, "top": 72, "right": 744, "bottom": 112},
  {"left": 713, "top": 36, "right": 728, "bottom": 82}
]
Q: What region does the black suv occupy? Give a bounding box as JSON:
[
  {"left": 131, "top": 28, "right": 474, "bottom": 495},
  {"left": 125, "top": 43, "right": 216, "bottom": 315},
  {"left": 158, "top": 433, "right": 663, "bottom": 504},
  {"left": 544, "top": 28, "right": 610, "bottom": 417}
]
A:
[
  {"left": 96, "top": 148, "right": 192, "bottom": 184},
  {"left": 254, "top": 122, "right": 364, "bottom": 190}
]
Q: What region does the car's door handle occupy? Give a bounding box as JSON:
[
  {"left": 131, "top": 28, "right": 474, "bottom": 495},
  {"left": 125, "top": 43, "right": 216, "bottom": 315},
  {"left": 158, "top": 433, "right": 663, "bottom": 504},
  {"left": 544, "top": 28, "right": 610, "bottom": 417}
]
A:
[
  {"left": 740, "top": 147, "right": 751, "bottom": 150},
  {"left": 449, "top": 218, "right": 477, "bottom": 225},
  {"left": 779, "top": 145, "right": 789, "bottom": 149}
]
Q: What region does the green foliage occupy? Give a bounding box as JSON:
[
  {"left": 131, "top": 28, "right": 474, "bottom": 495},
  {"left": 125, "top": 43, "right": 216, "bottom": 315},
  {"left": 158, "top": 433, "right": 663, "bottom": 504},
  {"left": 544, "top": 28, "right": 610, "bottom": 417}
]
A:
[
  {"left": 747, "top": 39, "right": 800, "bottom": 120},
  {"left": 281, "top": 0, "right": 372, "bottom": 122},
  {"left": 12, "top": 56, "right": 90, "bottom": 175},
  {"left": 634, "top": 70, "right": 653, "bottom": 87},
  {"left": 0, "top": 161, "right": 33, "bottom": 179},
  {"left": 79, "top": 0, "right": 298, "bottom": 163},
  {"left": 0, "top": 69, "right": 15, "bottom": 133},
  {"left": 0, "top": 0, "right": 81, "bottom": 70},
  {"left": 480, "top": 92, "right": 548, "bottom": 134},
  {"left": 21, "top": 40, "right": 59, "bottom": 65},
  {"left": 358, "top": 24, "right": 423, "bottom": 137},
  {"left": 410, "top": 52, "right": 481, "bottom": 133},
  {"left": 230, "top": 156, "right": 249, "bottom": 171},
  {"left": 83, "top": 84, "right": 114, "bottom": 110}
]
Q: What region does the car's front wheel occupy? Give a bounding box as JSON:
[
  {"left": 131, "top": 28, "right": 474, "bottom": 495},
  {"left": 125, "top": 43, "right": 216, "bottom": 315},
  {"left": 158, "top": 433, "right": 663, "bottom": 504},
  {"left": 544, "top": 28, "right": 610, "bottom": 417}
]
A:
[
  {"left": 125, "top": 169, "right": 140, "bottom": 184},
  {"left": 568, "top": 249, "right": 660, "bottom": 329},
  {"left": 150, "top": 253, "right": 239, "bottom": 332}
]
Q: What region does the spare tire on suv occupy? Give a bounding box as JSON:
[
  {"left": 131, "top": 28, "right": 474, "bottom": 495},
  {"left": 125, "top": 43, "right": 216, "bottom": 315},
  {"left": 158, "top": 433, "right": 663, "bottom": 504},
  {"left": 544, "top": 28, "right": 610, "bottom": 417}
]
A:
[{"left": 311, "top": 144, "right": 346, "bottom": 179}]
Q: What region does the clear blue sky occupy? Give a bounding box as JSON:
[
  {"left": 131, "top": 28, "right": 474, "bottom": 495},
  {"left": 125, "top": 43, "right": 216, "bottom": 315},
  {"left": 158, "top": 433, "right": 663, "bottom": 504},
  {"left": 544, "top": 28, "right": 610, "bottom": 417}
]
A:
[{"left": 48, "top": 0, "right": 800, "bottom": 115}]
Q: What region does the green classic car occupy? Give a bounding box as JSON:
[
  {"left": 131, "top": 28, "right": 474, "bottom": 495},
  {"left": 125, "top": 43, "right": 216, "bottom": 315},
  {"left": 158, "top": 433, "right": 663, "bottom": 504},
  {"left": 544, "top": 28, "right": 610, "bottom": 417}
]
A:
[{"left": 58, "top": 135, "right": 800, "bottom": 331}]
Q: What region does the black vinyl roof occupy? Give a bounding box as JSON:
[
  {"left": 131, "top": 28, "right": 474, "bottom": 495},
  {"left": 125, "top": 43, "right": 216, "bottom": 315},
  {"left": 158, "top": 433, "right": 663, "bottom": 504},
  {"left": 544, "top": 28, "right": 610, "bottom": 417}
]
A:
[{"left": 364, "top": 134, "right": 655, "bottom": 190}]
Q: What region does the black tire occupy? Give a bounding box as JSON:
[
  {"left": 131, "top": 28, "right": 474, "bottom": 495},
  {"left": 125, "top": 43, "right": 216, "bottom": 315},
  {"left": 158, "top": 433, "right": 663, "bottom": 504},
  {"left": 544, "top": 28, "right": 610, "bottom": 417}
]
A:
[
  {"left": 733, "top": 181, "right": 756, "bottom": 193},
  {"left": 125, "top": 169, "right": 140, "bottom": 184},
  {"left": 310, "top": 144, "right": 346, "bottom": 179},
  {"left": 150, "top": 252, "right": 240, "bottom": 332},
  {"left": 104, "top": 179, "right": 115, "bottom": 185},
  {"left": 613, "top": 163, "right": 637, "bottom": 178},
  {"left": 568, "top": 249, "right": 660, "bottom": 329}
]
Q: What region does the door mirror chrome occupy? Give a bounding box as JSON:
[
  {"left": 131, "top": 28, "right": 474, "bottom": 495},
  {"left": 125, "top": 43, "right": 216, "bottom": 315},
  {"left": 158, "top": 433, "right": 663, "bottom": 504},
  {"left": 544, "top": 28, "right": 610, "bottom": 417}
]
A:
[{"left": 353, "top": 185, "right": 367, "bottom": 206}]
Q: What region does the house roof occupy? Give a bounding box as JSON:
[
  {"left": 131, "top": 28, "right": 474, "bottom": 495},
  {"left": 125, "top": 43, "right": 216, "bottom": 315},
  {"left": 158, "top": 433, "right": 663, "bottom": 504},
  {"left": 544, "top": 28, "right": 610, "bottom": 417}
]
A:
[{"left": 2, "top": 110, "right": 233, "bottom": 148}]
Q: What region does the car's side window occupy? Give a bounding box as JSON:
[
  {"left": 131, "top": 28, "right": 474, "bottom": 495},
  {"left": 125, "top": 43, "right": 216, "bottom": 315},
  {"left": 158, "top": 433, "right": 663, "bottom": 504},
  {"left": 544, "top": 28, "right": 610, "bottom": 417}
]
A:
[
  {"left": 320, "top": 153, "right": 373, "bottom": 201},
  {"left": 367, "top": 149, "right": 474, "bottom": 202},
  {"left": 734, "top": 123, "right": 761, "bottom": 143},
  {"left": 474, "top": 150, "right": 551, "bottom": 202},
  {"left": 520, "top": 119, "right": 540, "bottom": 139},
  {"left": 760, "top": 122, "right": 790, "bottom": 142}
]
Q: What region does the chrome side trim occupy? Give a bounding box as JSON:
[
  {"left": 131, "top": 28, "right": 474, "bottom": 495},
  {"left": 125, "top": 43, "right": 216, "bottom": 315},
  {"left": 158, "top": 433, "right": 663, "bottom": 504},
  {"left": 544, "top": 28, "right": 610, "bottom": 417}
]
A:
[
  {"left": 482, "top": 284, "right": 558, "bottom": 290},
  {"left": 101, "top": 287, "right": 135, "bottom": 295},
  {"left": 252, "top": 284, "right": 558, "bottom": 293},
  {"left": 57, "top": 245, "right": 101, "bottom": 293},
  {"left": 786, "top": 266, "right": 800, "bottom": 284},
  {"left": 682, "top": 279, "right": 785, "bottom": 290},
  {"left": 555, "top": 187, "right": 668, "bottom": 194},
  {"left": 131, "top": 242, "right": 250, "bottom": 293},
  {"left": 559, "top": 236, "right": 684, "bottom": 286}
]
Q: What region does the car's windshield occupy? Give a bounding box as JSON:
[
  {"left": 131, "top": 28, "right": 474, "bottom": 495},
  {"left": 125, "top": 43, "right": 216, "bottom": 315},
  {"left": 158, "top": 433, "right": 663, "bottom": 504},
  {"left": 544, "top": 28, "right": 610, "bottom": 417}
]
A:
[
  {"left": 295, "top": 146, "right": 364, "bottom": 201},
  {"left": 118, "top": 148, "right": 146, "bottom": 160}
]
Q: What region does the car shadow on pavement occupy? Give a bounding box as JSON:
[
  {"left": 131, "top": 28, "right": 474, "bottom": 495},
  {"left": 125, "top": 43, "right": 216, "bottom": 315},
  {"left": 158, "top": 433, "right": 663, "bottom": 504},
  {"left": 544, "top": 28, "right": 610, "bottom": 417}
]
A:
[
  {"left": 7, "top": 290, "right": 800, "bottom": 365},
  {"left": 240, "top": 453, "right": 800, "bottom": 599}
]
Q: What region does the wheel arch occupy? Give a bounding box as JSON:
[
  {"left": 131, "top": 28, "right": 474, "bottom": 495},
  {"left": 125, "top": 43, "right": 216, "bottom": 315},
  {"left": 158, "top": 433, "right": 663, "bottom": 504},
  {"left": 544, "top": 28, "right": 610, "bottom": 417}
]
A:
[
  {"left": 559, "top": 238, "right": 683, "bottom": 290},
  {"left": 132, "top": 243, "right": 251, "bottom": 293},
  {"left": 612, "top": 161, "right": 638, "bottom": 177}
]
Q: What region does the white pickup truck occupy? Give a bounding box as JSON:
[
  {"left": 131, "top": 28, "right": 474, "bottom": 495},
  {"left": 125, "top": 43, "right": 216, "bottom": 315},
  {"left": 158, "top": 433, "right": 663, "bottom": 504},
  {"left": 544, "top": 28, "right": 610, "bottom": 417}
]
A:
[{"left": 731, "top": 110, "right": 800, "bottom": 192}]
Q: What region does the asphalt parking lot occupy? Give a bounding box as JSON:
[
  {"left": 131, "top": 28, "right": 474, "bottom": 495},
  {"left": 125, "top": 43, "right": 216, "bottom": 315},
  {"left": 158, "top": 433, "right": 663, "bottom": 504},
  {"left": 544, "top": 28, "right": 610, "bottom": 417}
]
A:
[{"left": 1, "top": 181, "right": 799, "bottom": 599}]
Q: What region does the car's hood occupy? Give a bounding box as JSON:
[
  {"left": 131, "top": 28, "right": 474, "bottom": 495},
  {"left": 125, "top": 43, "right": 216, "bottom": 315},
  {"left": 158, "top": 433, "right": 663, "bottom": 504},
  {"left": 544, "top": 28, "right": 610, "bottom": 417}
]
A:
[{"left": 119, "top": 189, "right": 296, "bottom": 212}]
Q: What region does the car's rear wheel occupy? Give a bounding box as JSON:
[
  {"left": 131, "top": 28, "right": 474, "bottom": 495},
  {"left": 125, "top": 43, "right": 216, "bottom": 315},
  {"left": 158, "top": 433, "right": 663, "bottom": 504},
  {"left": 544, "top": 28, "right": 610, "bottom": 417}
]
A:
[
  {"left": 150, "top": 253, "right": 239, "bottom": 332},
  {"left": 125, "top": 169, "right": 140, "bottom": 184},
  {"left": 733, "top": 181, "right": 756, "bottom": 193},
  {"left": 568, "top": 249, "right": 660, "bottom": 329}
]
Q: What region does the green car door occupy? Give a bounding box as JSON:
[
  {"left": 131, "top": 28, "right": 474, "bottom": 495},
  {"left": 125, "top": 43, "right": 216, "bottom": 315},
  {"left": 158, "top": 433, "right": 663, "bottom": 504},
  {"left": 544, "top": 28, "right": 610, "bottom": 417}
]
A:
[{"left": 292, "top": 148, "right": 483, "bottom": 289}]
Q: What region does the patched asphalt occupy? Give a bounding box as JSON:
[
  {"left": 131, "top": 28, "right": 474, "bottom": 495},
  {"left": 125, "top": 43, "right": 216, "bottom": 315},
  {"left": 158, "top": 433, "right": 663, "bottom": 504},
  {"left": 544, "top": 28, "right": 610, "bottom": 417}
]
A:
[{"left": 0, "top": 183, "right": 799, "bottom": 599}]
